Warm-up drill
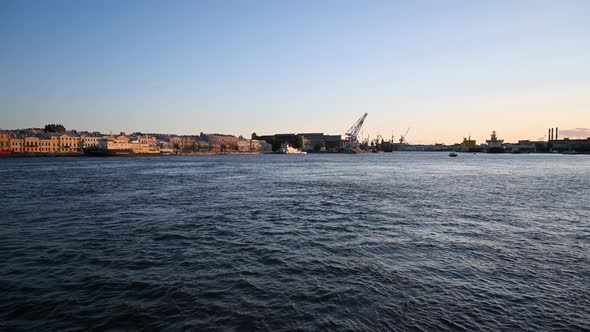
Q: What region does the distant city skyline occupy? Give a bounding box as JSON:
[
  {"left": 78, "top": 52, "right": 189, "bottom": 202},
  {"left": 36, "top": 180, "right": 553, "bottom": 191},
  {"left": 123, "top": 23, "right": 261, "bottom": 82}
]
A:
[{"left": 1, "top": 0, "right": 589, "bottom": 144}]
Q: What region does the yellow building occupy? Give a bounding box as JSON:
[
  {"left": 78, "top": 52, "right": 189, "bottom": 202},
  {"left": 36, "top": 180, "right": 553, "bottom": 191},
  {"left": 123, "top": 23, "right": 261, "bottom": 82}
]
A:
[
  {"left": 50, "top": 136, "right": 60, "bottom": 152},
  {"left": 99, "top": 135, "right": 132, "bottom": 150},
  {"left": 10, "top": 137, "right": 24, "bottom": 152},
  {"left": 38, "top": 138, "right": 55, "bottom": 153},
  {"left": 0, "top": 131, "right": 10, "bottom": 151},
  {"left": 57, "top": 133, "right": 81, "bottom": 153},
  {"left": 81, "top": 135, "right": 103, "bottom": 149},
  {"left": 24, "top": 137, "right": 41, "bottom": 152},
  {"left": 14, "top": 135, "right": 61, "bottom": 153},
  {"left": 137, "top": 136, "right": 157, "bottom": 146}
]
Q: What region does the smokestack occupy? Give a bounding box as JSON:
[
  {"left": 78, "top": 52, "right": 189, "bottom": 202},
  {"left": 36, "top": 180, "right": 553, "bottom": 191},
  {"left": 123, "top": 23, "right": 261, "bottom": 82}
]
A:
[
  {"left": 555, "top": 127, "right": 558, "bottom": 141},
  {"left": 550, "top": 128, "right": 553, "bottom": 141},
  {"left": 548, "top": 128, "right": 551, "bottom": 142}
]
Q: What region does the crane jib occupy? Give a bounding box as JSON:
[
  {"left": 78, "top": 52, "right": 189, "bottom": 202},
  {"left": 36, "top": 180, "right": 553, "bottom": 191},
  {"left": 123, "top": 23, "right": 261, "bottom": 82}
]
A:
[{"left": 345, "top": 113, "right": 368, "bottom": 144}]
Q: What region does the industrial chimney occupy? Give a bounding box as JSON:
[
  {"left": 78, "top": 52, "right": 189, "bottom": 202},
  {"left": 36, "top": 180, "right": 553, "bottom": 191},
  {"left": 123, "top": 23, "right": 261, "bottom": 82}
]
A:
[{"left": 555, "top": 127, "right": 558, "bottom": 141}]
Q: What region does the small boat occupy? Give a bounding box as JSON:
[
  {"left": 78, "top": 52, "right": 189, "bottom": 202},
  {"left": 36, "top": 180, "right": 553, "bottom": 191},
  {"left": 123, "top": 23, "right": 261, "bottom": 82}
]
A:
[
  {"left": 449, "top": 152, "right": 458, "bottom": 157},
  {"left": 279, "top": 144, "right": 307, "bottom": 154},
  {"left": 159, "top": 148, "right": 174, "bottom": 156}
]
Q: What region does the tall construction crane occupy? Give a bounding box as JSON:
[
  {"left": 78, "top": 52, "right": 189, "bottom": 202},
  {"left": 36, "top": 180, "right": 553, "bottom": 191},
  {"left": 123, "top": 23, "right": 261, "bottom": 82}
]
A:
[{"left": 345, "top": 113, "right": 368, "bottom": 150}]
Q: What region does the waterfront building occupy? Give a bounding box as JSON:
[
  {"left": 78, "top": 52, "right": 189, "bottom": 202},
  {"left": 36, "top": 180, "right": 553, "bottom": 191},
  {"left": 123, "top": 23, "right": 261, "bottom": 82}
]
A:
[
  {"left": 158, "top": 140, "right": 171, "bottom": 149},
  {"left": 7, "top": 132, "right": 80, "bottom": 154},
  {"left": 299, "top": 133, "right": 325, "bottom": 151},
  {"left": 137, "top": 136, "right": 157, "bottom": 147},
  {"left": 504, "top": 140, "right": 537, "bottom": 154},
  {"left": 81, "top": 134, "right": 104, "bottom": 149},
  {"left": 83, "top": 134, "right": 158, "bottom": 154},
  {"left": 22, "top": 136, "right": 57, "bottom": 153},
  {"left": 324, "top": 135, "right": 342, "bottom": 151},
  {"left": 237, "top": 138, "right": 251, "bottom": 152},
  {"left": 98, "top": 135, "right": 132, "bottom": 150},
  {"left": 168, "top": 137, "right": 182, "bottom": 150},
  {"left": 168, "top": 136, "right": 197, "bottom": 151},
  {"left": 197, "top": 141, "right": 210, "bottom": 152},
  {"left": 26, "top": 134, "right": 61, "bottom": 153},
  {"left": 38, "top": 137, "right": 56, "bottom": 153},
  {"left": 203, "top": 134, "right": 239, "bottom": 152},
  {"left": 550, "top": 137, "right": 590, "bottom": 153},
  {"left": 48, "top": 135, "right": 60, "bottom": 152},
  {"left": 129, "top": 141, "right": 158, "bottom": 154},
  {"left": 181, "top": 137, "right": 196, "bottom": 150},
  {"left": 235, "top": 139, "right": 272, "bottom": 152},
  {"left": 57, "top": 132, "right": 81, "bottom": 153},
  {"left": 9, "top": 137, "right": 24, "bottom": 152},
  {"left": 128, "top": 135, "right": 159, "bottom": 154},
  {"left": 24, "top": 137, "right": 43, "bottom": 153},
  {"left": 0, "top": 131, "right": 10, "bottom": 151}
]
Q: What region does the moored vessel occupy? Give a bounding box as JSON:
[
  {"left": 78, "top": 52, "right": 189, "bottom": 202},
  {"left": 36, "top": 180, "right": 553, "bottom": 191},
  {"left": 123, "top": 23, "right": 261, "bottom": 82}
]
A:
[
  {"left": 561, "top": 150, "right": 578, "bottom": 155},
  {"left": 83, "top": 147, "right": 135, "bottom": 157},
  {"left": 486, "top": 131, "right": 505, "bottom": 153},
  {"left": 279, "top": 144, "right": 307, "bottom": 154}
]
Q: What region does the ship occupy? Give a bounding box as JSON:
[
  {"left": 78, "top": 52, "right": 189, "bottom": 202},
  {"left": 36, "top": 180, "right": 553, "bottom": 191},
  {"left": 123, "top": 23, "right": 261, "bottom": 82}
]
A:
[
  {"left": 83, "top": 147, "right": 135, "bottom": 157},
  {"left": 0, "top": 149, "right": 12, "bottom": 157},
  {"left": 485, "top": 130, "right": 505, "bottom": 153},
  {"left": 461, "top": 136, "right": 482, "bottom": 152},
  {"left": 279, "top": 144, "right": 307, "bottom": 154}
]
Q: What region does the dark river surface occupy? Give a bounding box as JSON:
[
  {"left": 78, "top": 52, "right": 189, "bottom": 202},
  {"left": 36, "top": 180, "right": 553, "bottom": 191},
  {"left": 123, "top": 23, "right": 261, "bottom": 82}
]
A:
[{"left": 1, "top": 153, "right": 589, "bottom": 331}]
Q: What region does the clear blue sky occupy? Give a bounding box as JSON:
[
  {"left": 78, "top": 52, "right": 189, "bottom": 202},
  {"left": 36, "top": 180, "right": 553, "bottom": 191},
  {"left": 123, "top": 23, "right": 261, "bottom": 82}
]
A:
[{"left": 1, "top": 0, "right": 589, "bottom": 143}]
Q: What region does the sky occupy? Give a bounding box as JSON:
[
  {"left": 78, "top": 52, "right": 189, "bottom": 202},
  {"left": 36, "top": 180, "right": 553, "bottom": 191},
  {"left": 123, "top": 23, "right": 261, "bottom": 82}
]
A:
[{"left": 1, "top": 0, "right": 589, "bottom": 144}]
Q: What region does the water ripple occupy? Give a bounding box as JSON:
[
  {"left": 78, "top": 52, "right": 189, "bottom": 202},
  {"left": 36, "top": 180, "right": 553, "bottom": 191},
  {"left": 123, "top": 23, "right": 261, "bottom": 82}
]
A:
[{"left": 1, "top": 154, "right": 589, "bottom": 331}]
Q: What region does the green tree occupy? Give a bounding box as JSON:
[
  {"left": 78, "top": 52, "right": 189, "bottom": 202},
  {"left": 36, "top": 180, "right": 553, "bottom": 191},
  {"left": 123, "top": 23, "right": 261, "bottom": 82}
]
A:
[
  {"left": 173, "top": 143, "right": 180, "bottom": 150},
  {"left": 44, "top": 124, "right": 66, "bottom": 133}
]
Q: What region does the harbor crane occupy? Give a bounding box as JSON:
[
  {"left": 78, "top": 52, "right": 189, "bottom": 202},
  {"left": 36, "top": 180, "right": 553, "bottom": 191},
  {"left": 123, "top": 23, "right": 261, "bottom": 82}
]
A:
[
  {"left": 399, "top": 127, "right": 410, "bottom": 145},
  {"left": 345, "top": 113, "right": 368, "bottom": 150}
]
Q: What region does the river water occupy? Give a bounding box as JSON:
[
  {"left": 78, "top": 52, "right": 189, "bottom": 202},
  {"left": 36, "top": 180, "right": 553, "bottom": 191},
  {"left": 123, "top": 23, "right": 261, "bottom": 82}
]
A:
[{"left": 1, "top": 153, "right": 589, "bottom": 331}]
